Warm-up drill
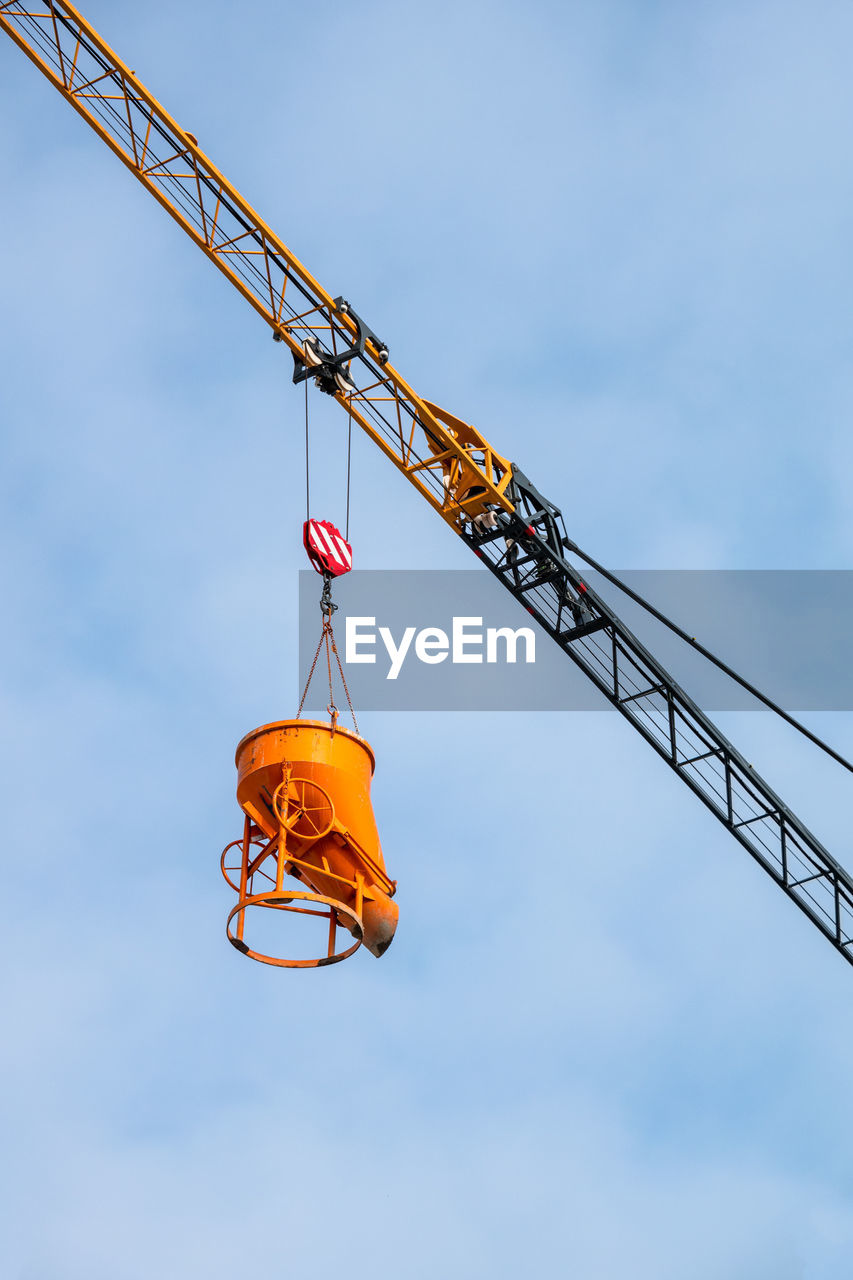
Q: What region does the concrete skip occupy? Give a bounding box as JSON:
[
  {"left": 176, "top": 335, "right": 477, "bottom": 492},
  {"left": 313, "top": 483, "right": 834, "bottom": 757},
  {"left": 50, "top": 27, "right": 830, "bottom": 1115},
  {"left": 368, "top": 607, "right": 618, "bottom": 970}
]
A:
[{"left": 222, "top": 719, "right": 397, "bottom": 968}]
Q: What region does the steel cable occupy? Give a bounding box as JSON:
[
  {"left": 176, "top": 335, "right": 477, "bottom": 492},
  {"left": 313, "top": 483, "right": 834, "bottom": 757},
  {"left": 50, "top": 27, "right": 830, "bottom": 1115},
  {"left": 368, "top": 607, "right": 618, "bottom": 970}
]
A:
[{"left": 564, "top": 539, "right": 853, "bottom": 779}]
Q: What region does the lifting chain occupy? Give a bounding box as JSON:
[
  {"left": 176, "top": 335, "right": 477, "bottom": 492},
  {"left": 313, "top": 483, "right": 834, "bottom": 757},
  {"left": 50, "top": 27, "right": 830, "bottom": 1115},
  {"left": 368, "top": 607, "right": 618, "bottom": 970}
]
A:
[{"left": 296, "top": 573, "right": 359, "bottom": 736}]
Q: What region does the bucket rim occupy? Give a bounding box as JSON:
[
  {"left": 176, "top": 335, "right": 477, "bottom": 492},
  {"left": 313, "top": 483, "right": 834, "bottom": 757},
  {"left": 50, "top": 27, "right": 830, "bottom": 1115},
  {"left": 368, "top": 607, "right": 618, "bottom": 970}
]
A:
[{"left": 234, "top": 719, "right": 375, "bottom": 770}]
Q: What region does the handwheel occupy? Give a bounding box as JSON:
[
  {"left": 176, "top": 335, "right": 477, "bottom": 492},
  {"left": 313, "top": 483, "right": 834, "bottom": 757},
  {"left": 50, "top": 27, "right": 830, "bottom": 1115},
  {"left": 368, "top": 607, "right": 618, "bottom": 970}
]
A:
[{"left": 272, "top": 776, "right": 335, "bottom": 842}]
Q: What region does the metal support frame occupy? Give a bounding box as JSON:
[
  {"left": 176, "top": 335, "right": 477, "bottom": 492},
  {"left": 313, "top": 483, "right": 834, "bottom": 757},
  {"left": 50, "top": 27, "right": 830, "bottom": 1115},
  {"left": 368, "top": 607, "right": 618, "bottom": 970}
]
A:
[
  {"left": 468, "top": 508, "right": 853, "bottom": 966},
  {"left": 220, "top": 778, "right": 366, "bottom": 968}
]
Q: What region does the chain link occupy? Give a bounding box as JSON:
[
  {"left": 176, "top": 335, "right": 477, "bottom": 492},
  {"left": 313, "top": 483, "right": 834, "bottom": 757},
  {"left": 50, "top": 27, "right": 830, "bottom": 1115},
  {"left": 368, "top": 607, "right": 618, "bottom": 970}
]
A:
[{"left": 296, "top": 577, "right": 359, "bottom": 734}]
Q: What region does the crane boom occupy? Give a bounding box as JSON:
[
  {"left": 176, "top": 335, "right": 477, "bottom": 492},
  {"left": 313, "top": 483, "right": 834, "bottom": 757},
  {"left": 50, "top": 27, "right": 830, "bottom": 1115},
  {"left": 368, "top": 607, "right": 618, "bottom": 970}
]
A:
[{"left": 4, "top": 0, "right": 853, "bottom": 967}]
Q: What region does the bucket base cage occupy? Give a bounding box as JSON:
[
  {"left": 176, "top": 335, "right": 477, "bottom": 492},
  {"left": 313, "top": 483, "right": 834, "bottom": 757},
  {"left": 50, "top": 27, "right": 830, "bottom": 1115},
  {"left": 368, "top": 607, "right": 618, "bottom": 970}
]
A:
[
  {"left": 226, "top": 889, "right": 363, "bottom": 969},
  {"left": 221, "top": 820, "right": 366, "bottom": 969}
]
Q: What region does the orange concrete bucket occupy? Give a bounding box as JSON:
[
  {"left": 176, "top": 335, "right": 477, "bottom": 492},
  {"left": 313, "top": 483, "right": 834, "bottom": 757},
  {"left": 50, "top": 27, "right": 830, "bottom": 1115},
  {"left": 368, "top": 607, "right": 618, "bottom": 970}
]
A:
[{"left": 221, "top": 719, "right": 397, "bottom": 968}]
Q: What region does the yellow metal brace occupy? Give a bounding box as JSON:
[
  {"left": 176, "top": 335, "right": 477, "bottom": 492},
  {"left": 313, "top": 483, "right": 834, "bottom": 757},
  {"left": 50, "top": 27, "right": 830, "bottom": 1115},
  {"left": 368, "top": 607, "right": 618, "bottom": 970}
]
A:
[{"left": 0, "top": 0, "right": 516, "bottom": 531}]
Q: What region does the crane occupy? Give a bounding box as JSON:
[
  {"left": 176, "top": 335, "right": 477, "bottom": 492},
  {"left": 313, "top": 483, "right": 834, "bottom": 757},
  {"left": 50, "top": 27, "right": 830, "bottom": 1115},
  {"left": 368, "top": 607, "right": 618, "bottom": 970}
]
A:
[{"left": 3, "top": 0, "right": 853, "bottom": 969}]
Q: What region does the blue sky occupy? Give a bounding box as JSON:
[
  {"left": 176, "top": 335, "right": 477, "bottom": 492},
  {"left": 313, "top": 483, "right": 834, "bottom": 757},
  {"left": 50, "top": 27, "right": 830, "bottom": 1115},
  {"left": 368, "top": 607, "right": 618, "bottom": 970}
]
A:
[{"left": 2, "top": 2, "right": 853, "bottom": 1276}]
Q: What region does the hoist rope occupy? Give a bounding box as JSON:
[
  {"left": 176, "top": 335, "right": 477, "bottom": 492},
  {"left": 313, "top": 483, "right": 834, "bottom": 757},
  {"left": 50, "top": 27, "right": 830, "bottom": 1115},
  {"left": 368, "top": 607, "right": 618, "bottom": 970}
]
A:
[
  {"left": 304, "top": 375, "right": 310, "bottom": 522},
  {"left": 345, "top": 402, "right": 353, "bottom": 542},
  {"left": 564, "top": 538, "right": 853, "bottom": 779},
  {"left": 295, "top": 379, "right": 358, "bottom": 734},
  {"left": 301, "top": 375, "right": 355, "bottom": 541}
]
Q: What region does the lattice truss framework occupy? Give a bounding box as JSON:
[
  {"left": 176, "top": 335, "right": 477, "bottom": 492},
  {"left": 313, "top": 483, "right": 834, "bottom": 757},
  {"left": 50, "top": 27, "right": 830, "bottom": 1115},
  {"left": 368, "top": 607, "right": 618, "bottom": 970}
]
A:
[
  {"left": 0, "top": 0, "right": 512, "bottom": 528},
  {"left": 470, "top": 517, "right": 853, "bottom": 962},
  {"left": 4, "top": 0, "right": 853, "bottom": 966}
]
